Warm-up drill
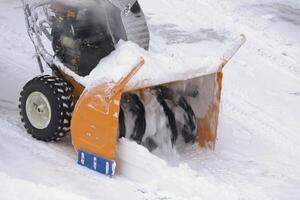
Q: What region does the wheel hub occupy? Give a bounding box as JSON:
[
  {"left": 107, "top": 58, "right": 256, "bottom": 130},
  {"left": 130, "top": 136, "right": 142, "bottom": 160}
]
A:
[{"left": 26, "top": 91, "right": 52, "bottom": 129}]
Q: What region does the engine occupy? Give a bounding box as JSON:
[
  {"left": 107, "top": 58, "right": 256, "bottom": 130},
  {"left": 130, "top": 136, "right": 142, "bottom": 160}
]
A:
[{"left": 50, "top": 3, "right": 115, "bottom": 76}]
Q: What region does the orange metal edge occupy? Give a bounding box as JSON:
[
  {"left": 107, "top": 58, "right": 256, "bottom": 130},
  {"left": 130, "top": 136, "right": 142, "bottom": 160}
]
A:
[
  {"left": 71, "top": 85, "right": 121, "bottom": 161},
  {"left": 197, "top": 71, "right": 223, "bottom": 149},
  {"left": 70, "top": 59, "right": 145, "bottom": 161}
]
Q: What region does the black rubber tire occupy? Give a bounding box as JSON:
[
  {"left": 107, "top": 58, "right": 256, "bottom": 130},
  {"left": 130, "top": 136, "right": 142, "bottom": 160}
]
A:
[{"left": 19, "top": 75, "right": 74, "bottom": 142}]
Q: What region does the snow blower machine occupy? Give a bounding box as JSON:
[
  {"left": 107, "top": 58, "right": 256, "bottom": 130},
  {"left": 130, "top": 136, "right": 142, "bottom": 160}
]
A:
[{"left": 20, "top": 0, "right": 246, "bottom": 176}]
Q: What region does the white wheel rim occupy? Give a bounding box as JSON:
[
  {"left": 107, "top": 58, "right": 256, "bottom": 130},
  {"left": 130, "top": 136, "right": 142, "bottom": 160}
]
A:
[{"left": 26, "top": 91, "right": 52, "bottom": 129}]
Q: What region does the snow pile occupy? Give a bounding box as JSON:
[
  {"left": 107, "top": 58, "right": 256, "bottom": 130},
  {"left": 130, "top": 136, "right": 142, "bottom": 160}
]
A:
[
  {"left": 0, "top": 173, "right": 88, "bottom": 200},
  {"left": 117, "top": 139, "right": 239, "bottom": 200},
  {"left": 82, "top": 40, "right": 218, "bottom": 89}
]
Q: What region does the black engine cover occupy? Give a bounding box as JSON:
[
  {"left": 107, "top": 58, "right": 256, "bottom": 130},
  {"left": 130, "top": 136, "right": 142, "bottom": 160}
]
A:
[{"left": 51, "top": 4, "right": 115, "bottom": 76}]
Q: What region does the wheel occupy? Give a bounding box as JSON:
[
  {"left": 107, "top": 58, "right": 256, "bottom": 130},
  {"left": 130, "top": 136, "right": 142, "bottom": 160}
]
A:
[{"left": 19, "top": 75, "right": 74, "bottom": 142}]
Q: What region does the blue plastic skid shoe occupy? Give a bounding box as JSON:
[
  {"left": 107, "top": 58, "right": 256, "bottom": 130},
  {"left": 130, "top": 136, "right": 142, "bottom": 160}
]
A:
[{"left": 78, "top": 150, "right": 116, "bottom": 176}]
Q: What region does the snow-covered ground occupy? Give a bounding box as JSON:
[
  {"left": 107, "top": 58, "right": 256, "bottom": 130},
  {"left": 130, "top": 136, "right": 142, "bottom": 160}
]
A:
[{"left": 0, "top": 0, "right": 300, "bottom": 199}]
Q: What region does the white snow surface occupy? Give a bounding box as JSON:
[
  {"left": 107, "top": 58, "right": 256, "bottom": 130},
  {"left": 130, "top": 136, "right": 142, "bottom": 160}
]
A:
[
  {"left": 81, "top": 40, "right": 220, "bottom": 90},
  {"left": 1, "top": 0, "right": 300, "bottom": 200}
]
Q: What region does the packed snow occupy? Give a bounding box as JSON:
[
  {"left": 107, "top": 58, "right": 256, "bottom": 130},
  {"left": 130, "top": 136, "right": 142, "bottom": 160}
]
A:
[
  {"left": 81, "top": 40, "right": 219, "bottom": 89},
  {"left": 0, "top": 0, "right": 300, "bottom": 200},
  {"left": 80, "top": 34, "right": 244, "bottom": 90}
]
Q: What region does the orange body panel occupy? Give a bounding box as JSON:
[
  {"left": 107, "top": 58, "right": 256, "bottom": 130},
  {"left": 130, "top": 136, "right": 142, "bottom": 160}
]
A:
[
  {"left": 71, "top": 84, "right": 120, "bottom": 160},
  {"left": 71, "top": 59, "right": 144, "bottom": 161}
]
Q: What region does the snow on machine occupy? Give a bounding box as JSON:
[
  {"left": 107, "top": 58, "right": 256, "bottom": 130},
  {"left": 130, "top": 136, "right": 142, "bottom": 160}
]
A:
[{"left": 20, "top": 0, "right": 246, "bottom": 176}]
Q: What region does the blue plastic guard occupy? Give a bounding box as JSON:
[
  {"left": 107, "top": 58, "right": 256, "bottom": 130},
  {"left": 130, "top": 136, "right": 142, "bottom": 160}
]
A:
[{"left": 77, "top": 150, "right": 116, "bottom": 176}]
